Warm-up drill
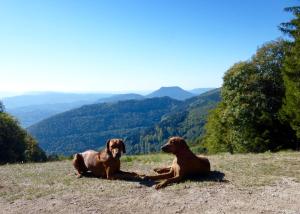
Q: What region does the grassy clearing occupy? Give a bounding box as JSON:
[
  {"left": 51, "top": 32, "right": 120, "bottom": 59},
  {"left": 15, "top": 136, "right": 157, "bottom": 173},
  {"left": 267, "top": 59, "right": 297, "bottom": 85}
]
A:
[{"left": 0, "top": 151, "right": 299, "bottom": 202}]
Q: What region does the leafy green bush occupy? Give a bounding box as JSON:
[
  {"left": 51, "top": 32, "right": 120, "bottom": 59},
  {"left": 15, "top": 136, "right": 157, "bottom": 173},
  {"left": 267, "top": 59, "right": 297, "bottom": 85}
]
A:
[{"left": 0, "top": 102, "right": 47, "bottom": 164}]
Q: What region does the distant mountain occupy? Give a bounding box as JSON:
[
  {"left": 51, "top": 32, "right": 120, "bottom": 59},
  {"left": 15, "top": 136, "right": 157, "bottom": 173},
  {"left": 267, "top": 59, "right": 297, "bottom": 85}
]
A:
[
  {"left": 146, "top": 86, "right": 195, "bottom": 100},
  {"left": 4, "top": 89, "right": 214, "bottom": 128},
  {"left": 6, "top": 93, "right": 145, "bottom": 127},
  {"left": 97, "top": 93, "right": 144, "bottom": 103},
  {"left": 189, "top": 88, "right": 215, "bottom": 95},
  {"left": 28, "top": 89, "right": 221, "bottom": 155},
  {"left": 2, "top": 92, "right": 113, "bottom": 127},
  {"left": 28, "top": 97, "right": 181, "bottom": 155},
  {"left": 2, "top": 92, "right": 112, "bottom": 109},
  {"left": 7, "top": 101, "right": 93, "bottom": 127},
  {"left": 0, "top": 92, "right": 23, "bottom": 99}
]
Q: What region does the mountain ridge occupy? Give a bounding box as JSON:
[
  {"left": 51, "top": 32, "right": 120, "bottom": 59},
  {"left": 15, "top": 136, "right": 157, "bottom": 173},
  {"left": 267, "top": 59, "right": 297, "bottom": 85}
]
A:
[{"left": 4, "top": 87, "right": 210, "bottom": 127}]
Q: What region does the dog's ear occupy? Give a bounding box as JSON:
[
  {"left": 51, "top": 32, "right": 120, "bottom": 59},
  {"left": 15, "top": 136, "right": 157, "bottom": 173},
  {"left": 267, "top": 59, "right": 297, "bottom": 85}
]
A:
[
  {"left": 106, "top": 139, "right": 111, "bottom": 152},
  {"left": 121, "top": 140, "right": 126, "bottom": 153}
]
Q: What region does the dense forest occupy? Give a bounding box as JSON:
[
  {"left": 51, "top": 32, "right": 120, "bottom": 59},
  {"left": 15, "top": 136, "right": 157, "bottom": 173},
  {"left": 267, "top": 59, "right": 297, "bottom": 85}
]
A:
[
  {"left": 0, "top": 101, "right": 47, "bottom": 163},
  {"left": 203, "top": 6, "right": 300, "bottom": 153},
  {"left": 126, "top": 89, "right": 220, "bottom": 154}
]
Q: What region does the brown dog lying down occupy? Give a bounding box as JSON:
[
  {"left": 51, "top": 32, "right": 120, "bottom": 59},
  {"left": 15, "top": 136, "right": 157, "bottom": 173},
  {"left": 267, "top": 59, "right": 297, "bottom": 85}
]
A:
[
  {"left": 145, "top": 136, "right": 210, "bottom": 189},
  {"left": 73, "top": 139, "right": 142, "bottom": 180}
]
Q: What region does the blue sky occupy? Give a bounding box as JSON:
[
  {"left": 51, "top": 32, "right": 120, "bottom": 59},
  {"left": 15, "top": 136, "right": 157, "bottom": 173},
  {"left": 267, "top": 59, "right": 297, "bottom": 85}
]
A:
[{"left": 0, "top": 0, "right": 297, "bottom": 93}]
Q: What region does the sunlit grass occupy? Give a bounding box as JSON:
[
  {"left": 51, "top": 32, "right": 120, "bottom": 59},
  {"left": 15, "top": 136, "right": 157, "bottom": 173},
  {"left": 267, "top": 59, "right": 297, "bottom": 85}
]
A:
[{"left": 0, "top": 151, "right": 299, "bottom": 202}]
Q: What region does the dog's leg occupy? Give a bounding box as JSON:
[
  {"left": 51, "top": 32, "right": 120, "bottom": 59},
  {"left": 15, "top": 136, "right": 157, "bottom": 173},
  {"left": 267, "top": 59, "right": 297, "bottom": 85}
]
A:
[
  {"left": 72, "top": 153, "right": 88, "bottom": 178},
  {"left": 145, "top": 170, "right": 174, "bottom": 180},
  {"left": 155, "top": 175, "right": 183, "bottom": 189},
  {"left": 153, "top": 167, "right": 172, "bottom": 174},
  {"left": 106, "top": 167, "right": 116, "bottom": 180}
]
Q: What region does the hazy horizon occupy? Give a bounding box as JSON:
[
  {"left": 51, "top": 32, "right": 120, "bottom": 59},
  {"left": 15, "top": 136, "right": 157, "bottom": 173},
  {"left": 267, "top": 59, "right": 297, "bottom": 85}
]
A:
[{"left": 0, "top": 86, "right": 215, "bottom": 99}]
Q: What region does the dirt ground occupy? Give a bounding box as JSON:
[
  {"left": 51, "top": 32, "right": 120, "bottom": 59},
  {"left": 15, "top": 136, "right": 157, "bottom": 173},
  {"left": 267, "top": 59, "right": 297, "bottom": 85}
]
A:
[{"left": 1, "top": 152, "right": 300, "bottom": 214}]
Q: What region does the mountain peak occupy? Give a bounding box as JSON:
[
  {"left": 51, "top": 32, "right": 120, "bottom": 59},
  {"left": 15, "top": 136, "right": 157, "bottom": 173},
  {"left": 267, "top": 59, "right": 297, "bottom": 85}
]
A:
[{"left": 146, "top": 86, "right": 195, "bottom": 100}]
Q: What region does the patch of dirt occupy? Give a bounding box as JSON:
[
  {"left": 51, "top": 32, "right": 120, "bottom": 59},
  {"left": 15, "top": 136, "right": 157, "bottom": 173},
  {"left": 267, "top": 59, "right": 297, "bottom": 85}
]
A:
[{"left": 1, "top": 177, "right": 300, "bottom": 214}]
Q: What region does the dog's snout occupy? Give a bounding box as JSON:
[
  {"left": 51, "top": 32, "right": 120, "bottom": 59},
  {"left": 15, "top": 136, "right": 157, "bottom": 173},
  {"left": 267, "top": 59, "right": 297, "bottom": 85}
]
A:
[
  {"left": 115, "top": 153, "right": 121, "bottom": 159},
  {"left": 161, "top": 145, "right": 168, "bottom": 152}
]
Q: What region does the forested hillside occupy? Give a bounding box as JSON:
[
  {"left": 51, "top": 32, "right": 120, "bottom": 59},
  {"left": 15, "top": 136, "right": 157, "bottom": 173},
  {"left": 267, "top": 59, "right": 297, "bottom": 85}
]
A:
[
  {"left": 28, "top": 89, "right": 220, "bottom": 155},
  {"left": 28, "top": 97, "right": 181, "bottom": 155},
  {"left": 126, "top": 89, "right": 220, "bottom": 154},
  {"left": 0, "top": 101, "right": 46, "bottom": 163}
]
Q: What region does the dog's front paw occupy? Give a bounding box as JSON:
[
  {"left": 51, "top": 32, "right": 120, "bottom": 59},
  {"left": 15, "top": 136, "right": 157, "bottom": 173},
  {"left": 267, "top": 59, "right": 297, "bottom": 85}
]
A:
[
  {"left": 153, "top": 168, "right": 160, "bottom": 173},
  {"left": 155, "top": 181, "right": 167, "bottom": 190}
]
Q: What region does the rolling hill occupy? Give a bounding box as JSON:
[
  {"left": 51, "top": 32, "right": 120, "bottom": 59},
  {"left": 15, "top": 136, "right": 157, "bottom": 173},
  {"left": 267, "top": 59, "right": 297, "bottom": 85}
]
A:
[
  {"left": 3, "top": 92, "right": 113, "bottom": 127},
  {"left": 189, "top": 88, "right": 215, "bottom": 95},
  {"left": 7, "top": 101, "right": 94, "bottom": 128},
  {"left": 7, "top": 94, "right": 145, "bottom": 127},
  {"left": 28, "top": 89, "right": 220, "bottom": 155},
  {"left": 97, "top": 93, "right": 144, "bottom": 103},
  {"left": 2, "top": 92, "right": 112, "bottom": 109}
]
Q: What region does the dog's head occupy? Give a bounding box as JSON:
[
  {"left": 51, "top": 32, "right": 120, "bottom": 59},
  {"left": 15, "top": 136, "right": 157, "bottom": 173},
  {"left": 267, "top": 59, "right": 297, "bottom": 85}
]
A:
[
  {"left": 106, "top": 139, "right": 126, "bottom": 159},
  {"left": 161, "top": 136, "right": 189, "bottom": 154}
]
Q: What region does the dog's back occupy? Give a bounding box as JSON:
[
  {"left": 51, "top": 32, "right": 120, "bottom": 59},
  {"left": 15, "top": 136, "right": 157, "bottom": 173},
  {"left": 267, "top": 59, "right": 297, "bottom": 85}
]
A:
[
  {"left": 196, "top": 155, "right": 211, "bottom": 173},
  {"left": 81, "top": 150, "right": 99, "bottom": 169}
]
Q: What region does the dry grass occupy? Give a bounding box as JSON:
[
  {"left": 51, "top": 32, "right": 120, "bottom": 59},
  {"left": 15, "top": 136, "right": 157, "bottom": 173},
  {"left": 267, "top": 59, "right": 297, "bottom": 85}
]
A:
[
  {"left": 0, "top": 151, "right": 300, "bottom": 213},
  {"left": 1, "top": 151, "right": 299, "bottom": 202}
]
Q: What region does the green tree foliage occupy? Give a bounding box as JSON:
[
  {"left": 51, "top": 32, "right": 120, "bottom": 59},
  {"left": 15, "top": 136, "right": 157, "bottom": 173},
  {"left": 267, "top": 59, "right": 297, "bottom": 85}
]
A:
[
  {"left": 204, "top": 40, "right": 296, "bottom": 153},
  {"left": 0, "top": 101, "right": 4, "bottom": 113},
  {"left": 0, "top": 105, "right": 47, "bottom": 164},
  {"left": 280, "top": 6, "right": 300, "bottom": 139},
  {"left": 127, "top": 89, "right": 220, "bottom": 154}
]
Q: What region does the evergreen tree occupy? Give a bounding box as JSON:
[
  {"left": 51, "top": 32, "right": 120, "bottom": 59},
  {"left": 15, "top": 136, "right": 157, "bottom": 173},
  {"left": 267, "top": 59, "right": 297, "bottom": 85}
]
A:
[
  {"left": 0, "top": 101, "right": 4, "bottom": 113},
  {"left": 280, "top": 6, "right": 300, "bottom": 140}
]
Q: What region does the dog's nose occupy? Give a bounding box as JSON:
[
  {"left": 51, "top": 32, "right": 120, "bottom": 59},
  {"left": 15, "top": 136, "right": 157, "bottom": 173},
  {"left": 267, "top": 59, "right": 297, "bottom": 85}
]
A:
[{"left": 161, "top": 145, "right": 167, "bottom": 152}]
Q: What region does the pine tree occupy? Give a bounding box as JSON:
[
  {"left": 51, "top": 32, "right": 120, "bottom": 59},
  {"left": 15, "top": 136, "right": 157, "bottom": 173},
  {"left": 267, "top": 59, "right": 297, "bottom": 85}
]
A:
[
  {"left": 280, "top": 6, "right": 300, "bottom": 140},
  {"left": 0, "top": 101, "right": 4, "bottom": 113}
]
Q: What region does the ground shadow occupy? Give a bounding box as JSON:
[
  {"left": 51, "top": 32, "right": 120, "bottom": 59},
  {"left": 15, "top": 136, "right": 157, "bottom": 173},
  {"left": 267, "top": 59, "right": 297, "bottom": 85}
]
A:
[
  {"left": 73, "top": 171, "right": 157, "bottom": 187},
  {"left": 73, "top": 170, "right": 228, "bottom": 187},
  {"left": 141, "top": 170, "right": 228, "bottom": 187},
  {"left": 186, "top": 170, "right": 228, "bottom": 183}
]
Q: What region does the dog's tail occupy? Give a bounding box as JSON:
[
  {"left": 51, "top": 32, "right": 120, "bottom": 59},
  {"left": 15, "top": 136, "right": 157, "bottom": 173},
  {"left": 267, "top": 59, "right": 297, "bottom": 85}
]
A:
[{"left": 73, "top": 153, "right": 88, "bottom": 173}]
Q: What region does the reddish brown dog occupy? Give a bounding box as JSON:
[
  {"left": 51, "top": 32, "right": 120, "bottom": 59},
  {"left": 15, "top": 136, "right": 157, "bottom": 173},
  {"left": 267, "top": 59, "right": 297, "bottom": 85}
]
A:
[
  {"left": 145, "top": 136, "right": 210, "bottom": 189},
  {"left": 73, "top": 139, "right": 141, "bottom": 180}
]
